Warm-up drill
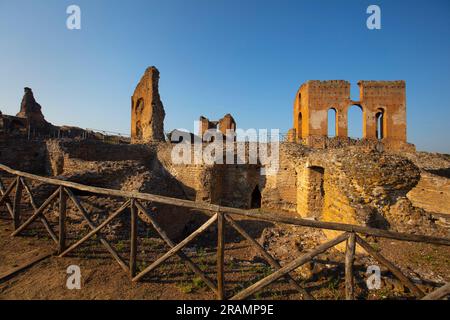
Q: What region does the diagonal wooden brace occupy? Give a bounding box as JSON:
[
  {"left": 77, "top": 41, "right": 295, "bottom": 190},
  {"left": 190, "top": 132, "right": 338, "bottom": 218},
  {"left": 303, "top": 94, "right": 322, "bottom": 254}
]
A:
[
  {"left": 58, "top": 199, "right": 131, "bottom": 257},
  {"left": 225, "top": 214, "right": 314, "bottom": 300},
  {"left": 11, "top": 187, "right": 60, "bottom": 237},
  {"left": 64, "top": 187, "right": 129, "bottom": 273},
  {"left": 230, "top": 232, "right": 349, "bottom": 300},
  {"left": 133, "top": 212, "right": 218, "bottom": 282},
  {"left": 135, "top": 200, "right": 218, "bottom": 294}
]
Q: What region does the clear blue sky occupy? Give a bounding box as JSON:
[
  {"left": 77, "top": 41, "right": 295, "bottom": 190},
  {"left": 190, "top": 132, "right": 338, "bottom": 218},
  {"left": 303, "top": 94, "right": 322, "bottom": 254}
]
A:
[{"left": 0, "top": 0, "right": 449, "bottom": 153}]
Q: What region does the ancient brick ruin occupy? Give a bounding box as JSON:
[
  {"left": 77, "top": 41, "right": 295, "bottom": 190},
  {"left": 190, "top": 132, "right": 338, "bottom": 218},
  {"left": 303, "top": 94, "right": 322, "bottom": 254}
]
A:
[
  {"left": 291, "top": 80, "right": 412, "bottom": 151},
  {"left": 131, "top": 66, "right": 166, "bottom": 143},
  {"left": 1, "top": 68, "right": 448, "bottom": 250},
  {"left": 0, "top": 87, "right": 52, "bottom": 135},
  {"left": 16, "top": 87, "right": 50, "bottom": 129},
  {"left": 198, "top": 114, "right": 236, "bottom": 141}
]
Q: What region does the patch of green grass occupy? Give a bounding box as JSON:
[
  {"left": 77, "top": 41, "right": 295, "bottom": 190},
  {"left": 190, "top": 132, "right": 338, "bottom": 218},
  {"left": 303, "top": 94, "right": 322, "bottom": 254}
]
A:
[
  {"left": 369, "top": 242, "right": 380, "bottom": 251},
  {"left": 137, "top": 261, "right": 146, "bottom": 273},
  {"left": 192, "top": 277, "right": 206, "bottom": 289},
  {"left": 251, "top": 264, "right": 272, "bottom": 279},
  {"left": 177, "top": 276, "right": 206, "bottom": 295},
  {"left": 178, "top": 282, "right": 195, "bottom": 294},
  {"left": 326, "top": 276, "right": 342, "bottom": 300},
  {"left": 116, "top": 240, "right": 126, "bottom": 252}
]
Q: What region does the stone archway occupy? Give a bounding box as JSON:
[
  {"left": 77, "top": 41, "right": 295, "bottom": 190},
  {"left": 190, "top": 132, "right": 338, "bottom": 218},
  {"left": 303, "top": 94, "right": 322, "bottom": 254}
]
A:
[
  {"left": 376, "top": 108, "right": 385, "bottom": 139},
  {"left": 327, "top": 108, "right": 337, "bottom": 137},
  {"left": 347, "top": 104, "right": 363, "bottom": 139}
]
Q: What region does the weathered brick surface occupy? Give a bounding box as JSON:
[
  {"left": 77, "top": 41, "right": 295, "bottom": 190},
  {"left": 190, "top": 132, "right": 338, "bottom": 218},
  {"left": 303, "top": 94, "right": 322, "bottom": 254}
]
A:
[
  {"left": 131, "top": 67, "right": 165, "bottom": 143},
  {"left": 292, "top": 80, "right": 412, "bottom": 151}
]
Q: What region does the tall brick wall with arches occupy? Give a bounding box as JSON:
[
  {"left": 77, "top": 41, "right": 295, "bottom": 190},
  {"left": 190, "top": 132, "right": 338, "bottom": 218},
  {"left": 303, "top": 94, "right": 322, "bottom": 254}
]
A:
[{"left": 290, "top": 80, "right": 413, "bottom": 151}]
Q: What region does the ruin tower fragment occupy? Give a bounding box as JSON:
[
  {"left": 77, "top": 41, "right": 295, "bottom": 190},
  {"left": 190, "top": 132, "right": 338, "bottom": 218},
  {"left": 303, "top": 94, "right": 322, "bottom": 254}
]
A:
[
  {"left": 16, "top": 87, "right": 50, "bottom": 129},
  {"left": 131, "top": 66, "right": 166, "bottom": 143}
]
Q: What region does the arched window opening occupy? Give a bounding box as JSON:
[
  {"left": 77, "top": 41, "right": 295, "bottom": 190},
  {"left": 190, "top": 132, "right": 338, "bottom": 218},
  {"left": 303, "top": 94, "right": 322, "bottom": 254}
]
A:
[
  {"left": 347, "top": 105, "right": 363, "bottom": 139},
  {"left": 297, "top": 112, "right": 303, "bottom": 139},
  {"left": 376, "top": 109, "right": 385, "bottom": 140},
  {"left": 250, "top": 186, "right": 262, "bottom": 209},
  {"left": 327, "top": 108, "right": 337, "bottom": 137}
]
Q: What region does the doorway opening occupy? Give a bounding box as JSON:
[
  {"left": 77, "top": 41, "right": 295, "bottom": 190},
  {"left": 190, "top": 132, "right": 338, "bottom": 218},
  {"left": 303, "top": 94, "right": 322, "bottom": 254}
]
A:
[{"left": 250, "top": 185, "right": 262, "bottom": 209}]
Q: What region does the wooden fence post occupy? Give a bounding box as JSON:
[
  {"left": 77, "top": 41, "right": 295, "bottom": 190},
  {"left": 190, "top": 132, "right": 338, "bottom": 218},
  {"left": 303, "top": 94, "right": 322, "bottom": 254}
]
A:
[
  {"left": 0, "top": 178, "right": 14, "bottom": 219},
  {"left": 13, "top": 177, "right": 23, "bottom": 230},
  {"left": 345, "top": 232, "right": 356, "bottom": 300},
  {"left": 130, "top": 199, "right": 137, "bottom": 277},
  {"left": 58, "top": 187, "right": 67, "bottom": 254},
  {"left": 217, "top": 212, "right": 225, "bottom": 300}
]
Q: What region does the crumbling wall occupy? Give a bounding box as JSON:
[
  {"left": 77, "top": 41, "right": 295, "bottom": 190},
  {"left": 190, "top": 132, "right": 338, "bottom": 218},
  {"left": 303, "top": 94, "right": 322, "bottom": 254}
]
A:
[
  {"left": 16, "top": 87, "right": 50, "bottom": 130},
  {"left": 198, "top": 114, "right": 236, "bottom": 140},
  {"left": 215, "top": 164, "right": 260, "bottom": 208},
  {"left": 131, "top": 67, "right": 165, "bottom": 143},
  {"left": 292, "top": 80, "right": 410, "bottom": 151},
  {"left": 290, "top": 147, "right": 447, "bottom": 249},
  {"left": 45, "top": 139, "right": 151, "bottom": 176},
  {"left": 262, "top": 143, "right": 309, "bottom": 212},
  {"left": 359, "top": 81, "right": 406, "bottom": 141},
  {"left": 0, "top": 137, "right": 47, "bottom": 173},
  {"left": 404, "top": 152, "right": 450, "bottom": 216},
  {"left": 294, "top": 80, "right": 350, "bottom": 140},
  {"left": 155, "top": 143, "right": 259, "bottom": 208},
  {"left": 407, "top": 173, "right": 450, "bottom": 215}
]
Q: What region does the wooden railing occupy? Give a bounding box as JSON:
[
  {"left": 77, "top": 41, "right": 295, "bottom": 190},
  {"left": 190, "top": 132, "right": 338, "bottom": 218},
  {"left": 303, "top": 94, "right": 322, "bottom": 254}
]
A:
[{"left": 0, "top": 162, "right": 449, "bottom": 300}]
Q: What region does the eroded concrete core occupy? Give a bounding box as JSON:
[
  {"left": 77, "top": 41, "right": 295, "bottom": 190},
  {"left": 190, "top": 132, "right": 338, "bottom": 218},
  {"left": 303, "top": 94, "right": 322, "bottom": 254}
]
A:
[{"left": 131, "top": 66, "right": 166, "bottom": 143}]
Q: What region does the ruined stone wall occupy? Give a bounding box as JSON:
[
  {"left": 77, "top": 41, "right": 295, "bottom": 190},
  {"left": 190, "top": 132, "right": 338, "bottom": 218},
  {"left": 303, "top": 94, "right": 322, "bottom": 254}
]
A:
[
  {"left": 0, "top": 115, "right": 29, "bottom": 136},
  {"left": 262, "top": 143, "right": 309, "bottom": 212},
  {"left": 294, "top": 80, "right": 350, "bottom": 140},
  {"left": 403, "top": 152, "right": 450, "bottom": 216},
  {"left": 359, "top": 81, "right": 406, "bottom": 141},
  {"left": 0, "top": 137, "right": 47, "bottom": 173},
  {"left": 16, "top": 87, "right": 50, "bottom": 130},
  {"left": 131, "top": 67, "right": 165, "bottom": 143},
  {"left": 155, "top": 143, "right": 259, "bottom": 208},
  {"left": 292, "top": 80, "right": 409, "bottom": 151},
  {"left": 198, "top": 116, "right": 215, "bottom": 138},
  {"left": 292, "top": 147, "right": 441, "bottom": 248},
  {"left": 302, "top": 148, "right": 423, "bottom": 231},
  {"left": 215, "top": 164, "right": 260, "bottom": 208},
  {"left": 407, "top": 172, "right": 450, "bottom": 215},
  {"left": 45, "top": 139, "right": 151, "bottom": 176},
  {"left": 218, "top": 114, "right": 236, "bottom": 136},
  {"left": 198, "top": 114, "right": 236, "bottom": 141}
]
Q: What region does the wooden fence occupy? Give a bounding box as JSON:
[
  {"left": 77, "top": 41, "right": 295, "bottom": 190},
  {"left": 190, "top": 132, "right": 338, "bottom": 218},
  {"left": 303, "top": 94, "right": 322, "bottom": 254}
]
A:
[{"left": 0, "top": 162, "right": 449, "bottom": 300}]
